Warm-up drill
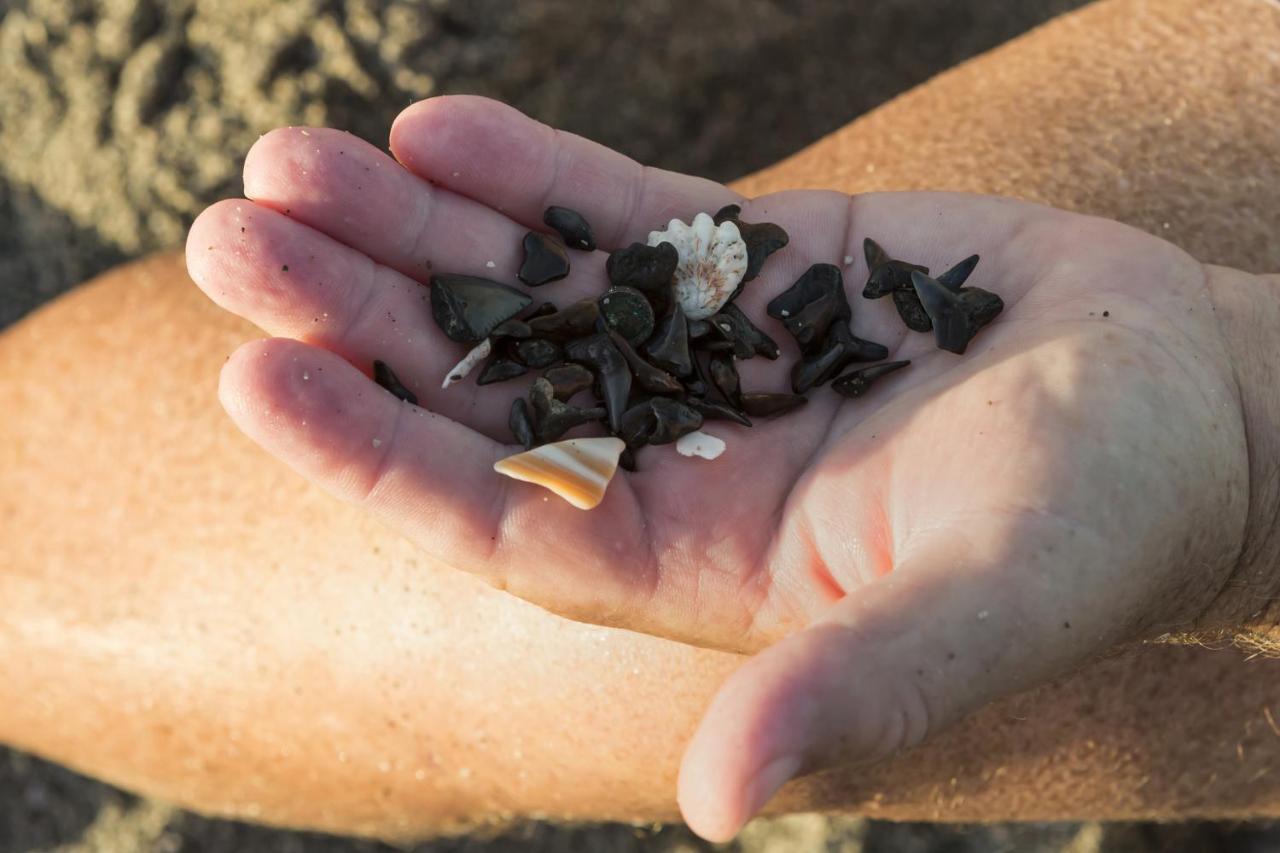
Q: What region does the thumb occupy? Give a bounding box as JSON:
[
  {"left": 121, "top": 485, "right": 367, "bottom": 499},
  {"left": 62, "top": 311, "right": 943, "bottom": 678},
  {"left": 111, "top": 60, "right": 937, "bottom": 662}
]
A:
[{"left": 675, "top": 532, "right": 1121, "bottom": 842}]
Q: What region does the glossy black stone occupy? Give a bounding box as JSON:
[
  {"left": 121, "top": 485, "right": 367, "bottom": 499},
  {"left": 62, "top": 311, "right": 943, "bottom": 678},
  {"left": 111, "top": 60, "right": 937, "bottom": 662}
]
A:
[
  {"left": 564, "top": 334, "right": 632, "bottom": 432},
  {"left": 489, "top": 318, "right": 532, "bottom": 339},
  {"left": 430, "top": 274, "right": 533, "bottom": 343},
  {"left": 740, "top": 392, "right": 808, "bottom": 418},
  {"left": 542, "top": 364, "right": 594, "bottom": 401},
  {"left": 712, "top": 204, "right": 790, "bottom": 283},
  {"left": 477, "top": 354, "right": 528, "bottom": 385},
  {"left": 509, "top": 398, "right": 536, "bottom": 450},
  {"left": 687, "top": 396, "right": 752, "bottom": 427},
  {"left": 910, "top": 270, "right": 1004, "bottom": 355},
  {"left": 543, "top": 205, "right": 596, "bottom": 251},
  {"left": 708, "top": 354, "right": 741, "bottom": 406},
  {"left": 599, "top": 287, "right": 656, "bottom": 346},
  {"left": 606, "top": 329, "right": 684, "bottom": 396},
  {"left": 646, "top": 397, "right": 704, "bottom": 445},
  {"left": 529, "top": 377, "right": 607, "bottom": 443},
  {"left": 518, "top": 231, "right": 571, "bottom": 286},
  {"left": 372, "top": 360, "right": 417, "bottom": 405},
  {"left": 707, "top": 303, "right": 780, "bottom": 360},
  {"left": 512, "top": 338, "right": 562, "bottom": 368},
  {"left": 606, "top": 241, "right": 678, "bottom": 295},
  {"left": 527, "top": 299, "right": 600, "bottom": 340},
  {"left": 832, "top": 360, "right": 911, "bottom": 398},
  {"left": 643, "top": 302, "right": 693, "bottom": 377}
]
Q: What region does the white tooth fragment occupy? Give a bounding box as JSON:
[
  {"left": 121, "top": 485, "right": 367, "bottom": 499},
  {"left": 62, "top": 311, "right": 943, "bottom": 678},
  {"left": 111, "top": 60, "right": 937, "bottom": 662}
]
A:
[
  {"left": 675, "top": 430, "right": 726, "bottom": 460},
  {"left": 647, "top": 212, "right": 749, "bottom": 320},
  {"left": 441, "top": 339, "right": 493, "bottom": 389},
  {"left": 493, "top": 437, "right": 625, "bottom": 510}
]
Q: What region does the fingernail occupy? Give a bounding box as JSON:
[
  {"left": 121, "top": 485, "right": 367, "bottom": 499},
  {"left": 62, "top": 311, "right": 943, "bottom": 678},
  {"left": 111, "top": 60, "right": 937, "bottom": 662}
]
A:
[{"left": 744, "top": 754, "right": 803, "bottom": 818}]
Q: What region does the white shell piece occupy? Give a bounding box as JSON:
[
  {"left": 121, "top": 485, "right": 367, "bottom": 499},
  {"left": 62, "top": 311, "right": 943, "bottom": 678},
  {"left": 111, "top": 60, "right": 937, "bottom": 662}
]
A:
[
  {"left": 647, "top": 212, "right": 748, "bottom": 320},
  {"left": 494, "top": 437, "right": 625, "bottom": 510},
  {"left": 675, "top": 430, "right": 726, "bottom": 460},
  {"left": 441, "top": 339, "right": 492, "bottom": 389}
]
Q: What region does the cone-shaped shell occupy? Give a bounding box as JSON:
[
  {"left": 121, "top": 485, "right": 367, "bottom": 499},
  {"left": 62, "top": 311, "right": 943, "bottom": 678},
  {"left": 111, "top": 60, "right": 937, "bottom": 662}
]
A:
[{"left": 493, "top": 437, "right": 625, "bottom": 510}]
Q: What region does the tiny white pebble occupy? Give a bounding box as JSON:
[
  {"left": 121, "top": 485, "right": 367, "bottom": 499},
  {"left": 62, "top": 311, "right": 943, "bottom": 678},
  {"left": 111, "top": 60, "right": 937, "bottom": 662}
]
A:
[
  {"left": 300, "top": 129, "right": 310, "bottom": 136},
  {"left": 372, "top": 438, "right": 382, "bottom": 448},
  {"left": 977, "top": 610, "right": 989, "bottom": 621},
  {"left": 302, "top": 371, "right": 310, "bottom": 380},
  {"left": 676, "top": 430, "right": 726, "bottom": 460},
  {"left": 843, "top": 255, "right": 854, "bottom": 265},
  {"left": 485, "top": 261, "right": 496, "bottom": 268}
]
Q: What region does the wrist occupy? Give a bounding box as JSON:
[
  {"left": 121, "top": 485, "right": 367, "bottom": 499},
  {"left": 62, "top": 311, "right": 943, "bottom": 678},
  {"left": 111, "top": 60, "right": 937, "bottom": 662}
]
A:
[{"left": 1194, "top": 266, "right": 1280, "bottom": 640}]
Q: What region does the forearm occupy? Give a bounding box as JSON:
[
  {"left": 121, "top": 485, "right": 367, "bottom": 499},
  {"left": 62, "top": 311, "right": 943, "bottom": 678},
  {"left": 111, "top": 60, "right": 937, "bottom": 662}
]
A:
[{"left": 1196, "top": 266, "right": 1280, "bottom": 641}]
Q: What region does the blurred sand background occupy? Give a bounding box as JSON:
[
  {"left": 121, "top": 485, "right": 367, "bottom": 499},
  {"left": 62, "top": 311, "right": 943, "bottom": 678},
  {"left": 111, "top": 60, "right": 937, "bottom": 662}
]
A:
[{"left": 3, "top": 1, "right": 1278, "bottom": 850}]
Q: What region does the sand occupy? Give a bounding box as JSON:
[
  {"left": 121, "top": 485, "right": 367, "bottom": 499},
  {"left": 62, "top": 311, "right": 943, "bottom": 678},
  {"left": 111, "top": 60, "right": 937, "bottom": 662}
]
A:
[{"left": 12, "top": 0, "right": 1272, "bottom": 850}]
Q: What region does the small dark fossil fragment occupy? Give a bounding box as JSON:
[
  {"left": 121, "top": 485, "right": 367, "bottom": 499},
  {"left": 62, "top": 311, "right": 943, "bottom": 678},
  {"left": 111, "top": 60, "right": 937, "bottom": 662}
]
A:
[
  {"left": 430, "top": 274, "right": 532, "bottom": 343},
  {"left": 607, "top": 242, "right": 678, "bottom": 294},
  {"left": 599, "top": 287, "right": 656, "bottom": 345},
  {"left": 518, "top": 231, "right": 571, "bottom": 286},
  {"left": 564, "top": 334, "right": 632, "bottom": 432},
  {"left": 527, "top": 299, "right": 600, "bottom": 340},
  {"left": 708, "top": 354, "right": 742, "bottom": 406},
  {"left": 644, "top": 302, "right": 693, "bottom": 377},
  {"left": 542, "top": 364, "right": 594, "bottom": 401},
  {"left": 639, "top": 397, "right": 704, "bottom": 445},
  {"left": 509, "top": 398, "right": 536, "bottom": 449},
  {"left": 740, "top": 392, "right": 808, "bottom": 418},
  {"left": 606, "top": 329, "right": 684, "bottom": 396},
  {"left": 910, "top": 270, "right": 1004, "bottom": 355},
  {"left": 831, "top": 360, "right": 911, "bottom": 398},
  {"left": 791, "top": 325, "right": 890, "bottom": 394},
  {"left": 862, "top": 237, "right": 932, "bottom": 332},
  {"left": 372, "top": 360, "right": 417, "bottom": 405},
  {"left": 477, "top": 354, "right": 528, "bottom": 386},
  {"left": 712, "top": 204, "right": 790, "bottom": 283},
  {"left": 513, "top": 338, "right": 563, "bottom": 368},
  {"left": 544, "top": 206, "right": 596, "bottom": 251},
  {"left": 529, "top": 377, "right": 607, "bottom": 443},
  {"left": 707, "top": 303, "right": 780, "bottom": 360},
  {"left": 768, "top": 263, "right": 850, "bottom": 353},
  {"left": 687, "top": 396, "right": 752, "bottom": 427}
]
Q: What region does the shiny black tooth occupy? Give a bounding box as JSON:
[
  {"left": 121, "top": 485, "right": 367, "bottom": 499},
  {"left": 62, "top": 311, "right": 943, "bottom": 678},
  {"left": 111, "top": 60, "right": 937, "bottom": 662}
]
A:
[
  {"left": 643, "top": 302, "right": 692, "bottom": 377},
  {"left": 606, "top": 241, "right": 678, "bottom": 295},
  {"left": 828, "top": 323, "right": 891, "bottom": 364},
  {"left": 832, "top": 360, "right": 911, "bottom": 398},
  {"left": 489, "top": 318, "right": 532, "bottom": 339},
  {"left": 720, "top": 303, "right": 780, "bottom": 359},
  {"left": 512, "top": 338, "right": 562, "bottom": 368},
  {"left": 891, "top": 288, "right": 934, "bottom": 333},
  {"left": 430, "top": 274, "right": 533, "bottom": 343},
  {"left": 767, "top": 264, "right": 852, "bottom": 351},
  {"left": 527, "top": 299, "right": 600, "bottom": 340},
  {"left": 790, "top": 326, "right": 889, "bottom": 394},
  {"left": 937, "top": 254, "right": 980, "bottom": 291},
  {"left": 910, "top": 270, "right": 1004, "bottom": 355},
  {"left": 740, "top": 392, "right": 808, "bottom": 418},
  {"left": 706, "top": 304, "right": 763, "bottom": 359},
  {"left": 861, "top": 237, "right": 929, "bottom": 300},
  {"left": 619, "top": 400, "right": 658, "bottom": 448},
  {"left": 712, "top": 205, "right": 790, "bottom": 283},
  {"left": 599, "top": 287, "right": 656, "bottom": 346},
  {"left": 646, "top": 397, "right": 704, "bottom": 445},
  {"left": 542, "top": 364, "right": 594, "bottom": 401},
  {"left": 606, "top": 329, "right": 684, "bottom": 396},
  {"left": 372, "top": 360, "right": 417, "bottom": 405},
  {"left": 687, "top": 396, "right": 752, "bottom": 427},
  {"left": 529, "top": 377, "right": 607, "bottom": 443},
  {"left": 509, "top": 397, "right": 536, "bottom": 449},
  {"left": 477, "top": 355, "right": 529, "bottom": 386},
  {"left": 781, "top": 289, "right": 843, "bottom": 354},
  {"left": 543, "top": 205, "right": 596, "bottom": 251},
  {"left": 708, "top": 354, "right": 742, "bottom": 406},
  {"left": 564, "top": 334, "right": 632, "bottom": 432},
  {"left": 518, "top": 231, "right": 571, "bottom": 286}
]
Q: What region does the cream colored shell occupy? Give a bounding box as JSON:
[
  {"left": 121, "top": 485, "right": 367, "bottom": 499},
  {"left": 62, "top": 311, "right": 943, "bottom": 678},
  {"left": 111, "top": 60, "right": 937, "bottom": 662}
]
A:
[
  {"left": 647, "top": 212, "right": 748, "bottom": 320},
  {"left": 493, "top": 437, "right": 625, "bottom": 510}
]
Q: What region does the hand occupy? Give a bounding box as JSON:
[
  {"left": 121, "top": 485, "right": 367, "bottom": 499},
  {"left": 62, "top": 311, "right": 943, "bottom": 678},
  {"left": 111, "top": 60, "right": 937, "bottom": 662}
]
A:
[{"left": 187, "top": 96, "right": 1257, "bottom": 840}]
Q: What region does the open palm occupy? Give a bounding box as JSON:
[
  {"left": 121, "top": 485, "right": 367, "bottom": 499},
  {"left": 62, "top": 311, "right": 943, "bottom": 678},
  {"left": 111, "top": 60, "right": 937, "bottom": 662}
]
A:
[{"left": 188, "top": 96, "right": 1249, "bottom": 839}]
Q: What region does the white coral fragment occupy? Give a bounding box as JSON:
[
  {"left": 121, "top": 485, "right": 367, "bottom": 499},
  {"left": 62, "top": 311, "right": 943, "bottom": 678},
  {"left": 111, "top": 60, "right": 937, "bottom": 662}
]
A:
[
  {"left": 441, "top": 339, "right": 492, "bottom": 389},
  {"left": 675, "top": 429, "right": 726, "bottom": 460},
  {"left": 647, "top": 212, "right": 748, "bottom": 320}
]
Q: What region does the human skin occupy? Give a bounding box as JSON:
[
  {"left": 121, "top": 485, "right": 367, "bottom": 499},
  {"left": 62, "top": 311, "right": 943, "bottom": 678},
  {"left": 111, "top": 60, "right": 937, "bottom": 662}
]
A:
[{"left": 2, "top": 0, "right": 1279, "bottom": 842}]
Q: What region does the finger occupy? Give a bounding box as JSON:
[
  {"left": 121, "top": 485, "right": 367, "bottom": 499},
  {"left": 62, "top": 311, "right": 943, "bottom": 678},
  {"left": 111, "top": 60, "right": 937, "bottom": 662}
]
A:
[
  {"left": 220, "top": 338, "right": 654, "bottom": 623},
  {"left": 677, "top": 527, "right": 1117, "bottom": 842},
  {"left": 242, "top": 126, "right": 548, "bottom": 285},
  {"left": 389, "top": 95, "right": 741, "bottom": 251},
  {"left": 186, "top": 198, "right": 607, "bottom": 438}
]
